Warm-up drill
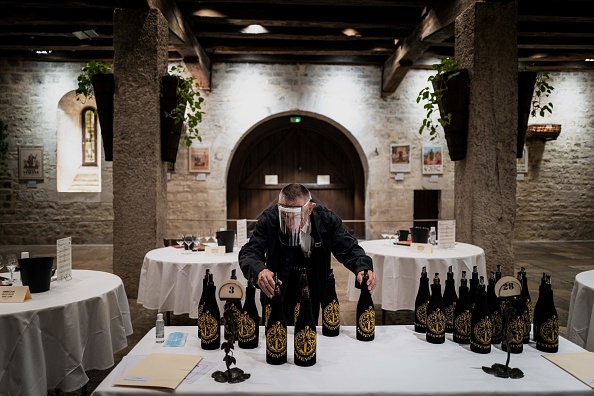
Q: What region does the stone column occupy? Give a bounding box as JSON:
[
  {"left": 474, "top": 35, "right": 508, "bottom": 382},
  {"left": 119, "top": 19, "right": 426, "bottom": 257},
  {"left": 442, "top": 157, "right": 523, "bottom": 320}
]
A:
[
  {"left": 112, "top": 9, "right": 168, "bottom": 296},
  {"left": 454, "top": 2, "right": 517, "bottom": 276}
]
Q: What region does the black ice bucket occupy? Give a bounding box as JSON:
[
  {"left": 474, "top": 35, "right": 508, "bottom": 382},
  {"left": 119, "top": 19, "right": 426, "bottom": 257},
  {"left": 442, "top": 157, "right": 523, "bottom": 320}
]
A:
[
  {"left": 18, "top": 256, "right": 54, "bottom": 293},
  {"left": 216, "top": 230, "right": 236, "bottom": 253},
  {"left": 410, "top": 227, "right": 430, "bottom": 243},
  {"left": 398, "top": 230, "right": 409, "bottom": 242}
]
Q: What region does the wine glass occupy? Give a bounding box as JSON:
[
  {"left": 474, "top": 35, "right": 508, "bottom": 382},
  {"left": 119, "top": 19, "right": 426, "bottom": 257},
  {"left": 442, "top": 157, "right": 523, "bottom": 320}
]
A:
[
  {"left": 6, "top": 254, "right": 17, "bottom": 283},
  {"left": 177, "top": 235, "right": 185, "bottom": 248}
]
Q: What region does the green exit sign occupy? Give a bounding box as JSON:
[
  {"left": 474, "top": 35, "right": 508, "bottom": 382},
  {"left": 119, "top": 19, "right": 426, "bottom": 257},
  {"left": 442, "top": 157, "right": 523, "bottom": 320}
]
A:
[{"left": 290, "top": 116, "right": 301, "bottom": 123}]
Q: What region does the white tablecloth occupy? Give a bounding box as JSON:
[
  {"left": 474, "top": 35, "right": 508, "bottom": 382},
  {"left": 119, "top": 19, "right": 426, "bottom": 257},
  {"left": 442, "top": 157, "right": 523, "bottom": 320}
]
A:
[
  {"left": 567, "top": 269, "right": 594, "bottom": 352},
  {"left": 0, "top": 270, "right": 133, "bottom": 396},
  {"left": 137, "top": 247, "right": 260, "bottom": 318},
  {"left": 92, "top": 325, "right": 591, "bottom": 396},
  {"left": 347, "top": 240, "right": 487, "bottom": 311}
]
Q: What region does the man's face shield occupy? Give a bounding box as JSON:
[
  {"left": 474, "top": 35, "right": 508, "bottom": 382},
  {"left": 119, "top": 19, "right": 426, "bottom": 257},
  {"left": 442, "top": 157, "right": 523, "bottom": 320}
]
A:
[{"left": 278, "top": 202, "right": 310, "bottom": 246}]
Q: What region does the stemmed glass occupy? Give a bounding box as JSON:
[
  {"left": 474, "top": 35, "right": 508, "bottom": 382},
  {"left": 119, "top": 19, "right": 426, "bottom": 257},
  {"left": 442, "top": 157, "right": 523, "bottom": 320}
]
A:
[
  {"left": 177, "top": 235, "right": 185, "bottom": 248},
  {"left": 6, "top": 254, "right": 17, "bottom": 283}
]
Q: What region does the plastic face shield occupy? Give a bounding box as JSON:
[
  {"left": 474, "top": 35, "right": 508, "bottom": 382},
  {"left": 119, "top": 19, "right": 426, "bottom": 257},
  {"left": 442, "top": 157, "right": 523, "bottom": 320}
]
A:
[{"left": 278, "top": 202, "right": 308, "bottom": 246}]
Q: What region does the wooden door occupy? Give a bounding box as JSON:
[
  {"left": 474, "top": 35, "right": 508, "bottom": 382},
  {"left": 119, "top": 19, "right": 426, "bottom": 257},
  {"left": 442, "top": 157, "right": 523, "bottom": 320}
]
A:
[{"left": 227, "top": 115, "right": 364, "bottom": 238}]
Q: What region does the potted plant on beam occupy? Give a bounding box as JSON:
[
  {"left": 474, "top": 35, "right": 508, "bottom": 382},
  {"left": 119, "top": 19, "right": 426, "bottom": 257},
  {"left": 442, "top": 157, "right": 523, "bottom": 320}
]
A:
[
  {"left": 161, "top": 65, "right": 205, "bottom": 163},
  {"left": 76, "top": 60, "right": 115, "bottom": 161},
  {"left": 416, "top": 57, "right": 469, "bottom": 161}
]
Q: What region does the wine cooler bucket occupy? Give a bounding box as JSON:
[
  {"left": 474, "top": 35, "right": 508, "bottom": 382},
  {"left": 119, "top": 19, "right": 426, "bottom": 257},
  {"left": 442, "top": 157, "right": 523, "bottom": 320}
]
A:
[
  {"left": 216, "top": 230, "right": 236, "bottom": 253},
  {"left": 410, "top": 227, "right": 430, "bottom": 243},
  {"left": 18, "top": 256, "right": 54, "bottom": 293}
]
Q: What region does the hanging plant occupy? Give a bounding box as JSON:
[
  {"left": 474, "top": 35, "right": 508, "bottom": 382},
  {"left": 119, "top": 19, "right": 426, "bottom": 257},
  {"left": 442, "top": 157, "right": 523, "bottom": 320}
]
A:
[
  {"left": 0, "top": 117, "right": 9, "bottom": 162},
  {"left": 165, "top": 65, "right": 205, "bottom": 147},
  {"left": 75, "top": 60, "right": 113, "bottom": 103},
  {"left": 416, "top": 57, "right": 463, "bottom": 140},
  {"left": 531, "top": 71, "right": 554, "bottom": 118}
]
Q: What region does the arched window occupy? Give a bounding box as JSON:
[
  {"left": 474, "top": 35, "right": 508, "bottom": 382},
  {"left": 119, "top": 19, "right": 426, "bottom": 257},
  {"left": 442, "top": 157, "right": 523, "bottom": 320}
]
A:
[{"left": 82, "top": 107, "right": 97, "bottom": 166}]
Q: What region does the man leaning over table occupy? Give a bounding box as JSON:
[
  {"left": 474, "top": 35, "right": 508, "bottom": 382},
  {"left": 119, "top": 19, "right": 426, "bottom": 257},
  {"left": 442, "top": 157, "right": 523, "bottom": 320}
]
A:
[{"left": 239, "top": 183, "right": 376, "bottom": 324}]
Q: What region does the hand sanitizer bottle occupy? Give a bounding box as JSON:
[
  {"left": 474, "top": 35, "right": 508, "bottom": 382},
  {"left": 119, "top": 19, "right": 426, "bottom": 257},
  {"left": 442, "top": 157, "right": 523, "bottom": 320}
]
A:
[
  {"left": 156, "top": 313, "right": 165, "bottom": 343},
  {"left": 429, "top": 227, "right": 437, "bottom": 245}
]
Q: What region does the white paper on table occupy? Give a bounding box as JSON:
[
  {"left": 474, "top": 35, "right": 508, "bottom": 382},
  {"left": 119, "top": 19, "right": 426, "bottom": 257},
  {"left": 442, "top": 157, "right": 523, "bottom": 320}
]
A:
[{"left": 113, "top": 353, "right": 202, "bottom": 389}]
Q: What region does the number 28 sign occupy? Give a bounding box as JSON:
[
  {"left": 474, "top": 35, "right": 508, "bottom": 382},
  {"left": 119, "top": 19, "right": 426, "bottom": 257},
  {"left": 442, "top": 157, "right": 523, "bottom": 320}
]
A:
[{"left": 494, "top": 276, "right": 522, "bottom": 299}]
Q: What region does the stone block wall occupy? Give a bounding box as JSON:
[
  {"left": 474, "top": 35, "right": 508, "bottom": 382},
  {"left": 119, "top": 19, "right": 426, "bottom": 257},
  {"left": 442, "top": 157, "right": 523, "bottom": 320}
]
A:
[{"left": 0, "top": 60, "right": 592, "bottom": 244}]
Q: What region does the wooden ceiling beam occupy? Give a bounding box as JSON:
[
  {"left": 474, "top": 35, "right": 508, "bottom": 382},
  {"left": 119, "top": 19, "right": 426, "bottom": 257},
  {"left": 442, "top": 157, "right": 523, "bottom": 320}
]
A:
[{"left": 381, "top": 0, "right": 477, "bottom": 98}]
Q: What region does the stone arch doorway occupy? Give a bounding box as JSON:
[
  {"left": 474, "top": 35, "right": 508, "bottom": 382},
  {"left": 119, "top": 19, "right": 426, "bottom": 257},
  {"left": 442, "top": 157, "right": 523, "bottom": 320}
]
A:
[{"left": 227, "top": 113, "right": 365, "bottom": 238}]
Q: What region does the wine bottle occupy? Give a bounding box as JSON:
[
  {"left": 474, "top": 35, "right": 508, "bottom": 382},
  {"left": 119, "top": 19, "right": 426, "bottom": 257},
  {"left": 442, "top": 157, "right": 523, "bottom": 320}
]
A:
[
  {"left": 266, "top": 274, "right": 287, "bottom": 365},
  {"left": 495, "top": 265, "right": 502, "bottom": 282},
  {"left": 294, "top": 284, "right": 317, "bottom": 366},
  {"left": 356, "top": 269, "right": 375, "bottom": 341},
  {"left": 501, "top": 297, "right": 524, "bottom": 354},
  {"left": 224, "top": 269, "right": 243, "bottom": 341},
  {"left": 426, "top": 273, "right": 446, "bottom": 344},
  {"left": 469, "top": 265, "right": 479, "bottom": 309},
  {"left": 197, "top": 268, "right": 210, "bottom": 339},
  {"left": 534, "top": 274, "right": 559, "bottom": 353},
  {"left": 200, "top": 273, "right": 221, "bottom": 350},
  {"left": 238, "top": 273, "right": 259, "bottom": 349},
  {"left": 520, "top": 267, "right": 532, "bottom": 344},
  {"left": 443, "top": 266, "right": 458, "bottom": 334},
  {"left": 322, "top": 268, "right": 340, "bottom": 337},
  {"left": 487, "top": 271, "right": 503, "bottom": 344},
  {"left": 294, "top": 269, "right": 307, "bottom": 325},
  {"left": 533, "top": 272, "right": 546, "bottom": 343},
  {"left": 453, "top": 271, "right": 471, "bottom": 344},
  {"left": 470, "top": 276, "right": 492, "bottom": 353},
  {"left": 414, "top": 266, "right": 430, "bottom": 333}
]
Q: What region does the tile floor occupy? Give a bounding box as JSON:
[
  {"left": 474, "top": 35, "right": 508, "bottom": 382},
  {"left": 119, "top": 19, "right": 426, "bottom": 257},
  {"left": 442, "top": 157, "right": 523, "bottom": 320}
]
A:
[{"left": 1, "top": 241, "right": 593, "bottom": 395}]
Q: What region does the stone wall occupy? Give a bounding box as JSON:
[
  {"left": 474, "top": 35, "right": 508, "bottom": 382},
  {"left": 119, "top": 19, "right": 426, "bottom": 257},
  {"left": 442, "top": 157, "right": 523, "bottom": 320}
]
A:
[{"left": 0, "top": 60, "right": 592, "bottom": 244}]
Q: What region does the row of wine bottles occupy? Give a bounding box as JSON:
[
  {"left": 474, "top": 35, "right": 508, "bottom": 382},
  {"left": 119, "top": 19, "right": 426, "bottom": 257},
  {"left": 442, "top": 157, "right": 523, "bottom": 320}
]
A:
[
  {"left": 195, "top": 267, "right": 374, "bottom": 366},
  {"left": 414, "top": 265, "right": 559, "bottom": 353}
]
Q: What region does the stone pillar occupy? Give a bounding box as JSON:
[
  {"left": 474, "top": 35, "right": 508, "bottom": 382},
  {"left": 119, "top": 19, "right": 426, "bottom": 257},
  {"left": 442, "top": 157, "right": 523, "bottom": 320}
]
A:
[
  {"left": 112, "top": 9, "right": 168, "bottom": 297},
  {"left": 454, "top": 2, "right": 517, "bottom": 276}
]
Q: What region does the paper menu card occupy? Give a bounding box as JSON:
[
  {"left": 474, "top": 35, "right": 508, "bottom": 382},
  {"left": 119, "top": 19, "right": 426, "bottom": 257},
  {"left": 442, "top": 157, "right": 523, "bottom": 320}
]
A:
[
  {"left": 543, "top": 352, "right": 594, "bottom": 389},
  {"left": 114, "top": 353, "right": 202, "bottom": 389}
]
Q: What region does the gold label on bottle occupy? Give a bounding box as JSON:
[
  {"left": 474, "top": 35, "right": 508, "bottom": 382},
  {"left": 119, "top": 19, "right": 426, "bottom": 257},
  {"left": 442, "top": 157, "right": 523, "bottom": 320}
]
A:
[
  {"left": 323, "top": 300, "right": 340, "bottom": 330},
  {"left": 266, "top": 321, "right": 287, "bottom": 357},
  {"left": 197, "top": 303, "right": 205, "bottom": 327},
  {"left": 237, "top": 311, "right": 257, "bottom": 343},
  {"left": 295, "top": 325, "right": 317, "bottom": 361},
  {"left": 491, "top": 311, "right": 502, "bottom": 338},
  {"left": 508, "top": 315, "right": 524, "bottom": 344},
  {"left": 427, "top": 308, "right": 446, "bottom": 336},
  {"left": 200, "top": 310, "right": 220, "bottom": 344},
  {"left": 416, "top": 302, "right": 428, "bottom": 325},
  {"left": 540, "top": 315, "right": 559, "bottom": 344},
  {"left": 454, "top": 310, "right": 471, "bottom": 336},
  {"left": 445, "top": 304, "right": 455, "bottom": 327},
  {"left": 294, "top": 302, "right": 301, "bottom": 325},
  {"left": 473, "top": 317, "right": 493, "bottom": 344},
  {"left": 527, "top": 299, "right": 533, "bottom": 322},
  {"left": 357, "top": 306, "right": 375, "bottom": 337}
]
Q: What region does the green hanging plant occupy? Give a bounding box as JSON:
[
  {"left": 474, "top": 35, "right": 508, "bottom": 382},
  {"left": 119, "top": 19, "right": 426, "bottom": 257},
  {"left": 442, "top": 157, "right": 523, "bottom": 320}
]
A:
[
  {"left": 531, "top": 71, "right": 554, "bottom": 118},
  {"left": 416, "top": 57, "right": 462, "bottom": 140},
  {"left": 166, "top": 65, "right": 205, "bottom": 147},
  {"left": 0, "top": 117, "right": 9, "bottom": 162},
  {"left": 75, "top": 60, "right": 113, "bottom": 102}
]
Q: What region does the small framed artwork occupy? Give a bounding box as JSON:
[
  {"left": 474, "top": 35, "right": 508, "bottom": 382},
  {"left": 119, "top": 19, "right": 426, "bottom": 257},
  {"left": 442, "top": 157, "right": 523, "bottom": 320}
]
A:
[
  {"left": 189, "top": 145, "right": 210, "bottom": 173},
  {"left": 422, "top": 144, "right": 443, "bottom": 174},
  {"left": 517, "top": 145, "right": 528, "bottom": 173},
  {"left": 19, "top": 146, "right": 44, "bottom": 181},
  {"left": 390, "top": 143, "right": 411, "bottom": 173}
]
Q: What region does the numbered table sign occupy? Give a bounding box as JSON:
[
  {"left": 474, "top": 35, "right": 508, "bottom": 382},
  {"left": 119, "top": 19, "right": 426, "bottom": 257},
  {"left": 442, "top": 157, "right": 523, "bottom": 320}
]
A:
[{"left": 56, "top": 237, "right": 73, "bottom": 281}]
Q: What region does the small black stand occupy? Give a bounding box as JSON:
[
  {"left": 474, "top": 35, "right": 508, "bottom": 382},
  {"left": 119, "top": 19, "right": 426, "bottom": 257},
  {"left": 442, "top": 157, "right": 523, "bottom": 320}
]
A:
[
  {"left": 482, "top": 302, "right": 524, "bottom": 379},
  {"left": 212, "top": 302, "right": 251, "bottom": 383}
]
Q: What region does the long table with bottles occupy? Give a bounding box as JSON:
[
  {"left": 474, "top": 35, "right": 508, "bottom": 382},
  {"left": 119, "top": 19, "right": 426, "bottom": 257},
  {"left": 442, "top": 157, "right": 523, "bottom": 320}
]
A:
[{"left": 91, "top": 325, "right": 592, "bottom": 396}]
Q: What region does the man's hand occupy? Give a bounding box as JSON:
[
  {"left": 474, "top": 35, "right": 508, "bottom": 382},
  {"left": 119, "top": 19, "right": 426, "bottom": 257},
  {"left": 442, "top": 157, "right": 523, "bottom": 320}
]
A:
[
  {"left": 357, "top": 270, "right": 376, "bottom": 294},
  {"left": 257, "top": 268, "right": 279, "bottom": 298}
]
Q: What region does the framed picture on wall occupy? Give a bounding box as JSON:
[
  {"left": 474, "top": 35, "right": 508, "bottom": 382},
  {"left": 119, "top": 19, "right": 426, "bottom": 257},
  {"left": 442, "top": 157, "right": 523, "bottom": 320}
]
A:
[
  {"left": 517, "top": 145, "right": 528, "bottom": 173},
  {"left": 18, "top": 146, "right": 44, "bottom": 181},
  {"left": 189, "top": 145, "right": 210, "bottom": 173},
  {"left": 390, "top": 143, "right": 411, "bottom": 173},
  {"left": 421, "top": 144, "right": 443, "bottom": 174}
]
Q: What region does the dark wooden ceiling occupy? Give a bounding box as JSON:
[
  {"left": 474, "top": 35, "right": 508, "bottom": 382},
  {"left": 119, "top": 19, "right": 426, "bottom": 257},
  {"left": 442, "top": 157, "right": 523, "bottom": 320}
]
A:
[{"left": 1, "top": 0, "right": 593, "bottom": 95}]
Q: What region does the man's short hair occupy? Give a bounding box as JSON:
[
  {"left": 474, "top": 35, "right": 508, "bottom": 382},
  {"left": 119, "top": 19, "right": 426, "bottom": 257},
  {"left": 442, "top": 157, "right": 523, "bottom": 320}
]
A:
[{"left": 279, "top": 183, "right": 311, "bottom": 204}]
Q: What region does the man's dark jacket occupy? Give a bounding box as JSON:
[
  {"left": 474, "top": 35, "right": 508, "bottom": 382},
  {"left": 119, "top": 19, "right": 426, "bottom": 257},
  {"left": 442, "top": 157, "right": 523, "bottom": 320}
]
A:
[{"left": 239, "top": 203, "right": 373, "bottom": 305}]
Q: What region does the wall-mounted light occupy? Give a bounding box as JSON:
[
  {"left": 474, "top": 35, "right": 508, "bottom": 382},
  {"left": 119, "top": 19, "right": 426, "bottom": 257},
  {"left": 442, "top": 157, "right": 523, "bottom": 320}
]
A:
[
  {"left": 241, "top": 25, "right": 269, "bottom": 34},
  {"left": 35, "top": 50, "right": 52, "bottom": 54},
  {"left": 72, "top": 29, "right": 99, "bottom": 40}
]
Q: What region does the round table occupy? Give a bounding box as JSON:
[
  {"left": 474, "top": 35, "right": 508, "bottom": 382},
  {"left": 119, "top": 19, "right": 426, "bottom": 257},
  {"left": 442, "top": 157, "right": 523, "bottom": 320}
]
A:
[
  {"left": 347, "top": 239, "right": 487, "bottom": 311},
  {"left": 137, "top": 246, "right": 260, "bottom": 318},
  {"left": 566, "top": 269, "right": 594, "bottom": 352},
  {"left": 0, "top": 269, "right": 132, "bottom": 396}
]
